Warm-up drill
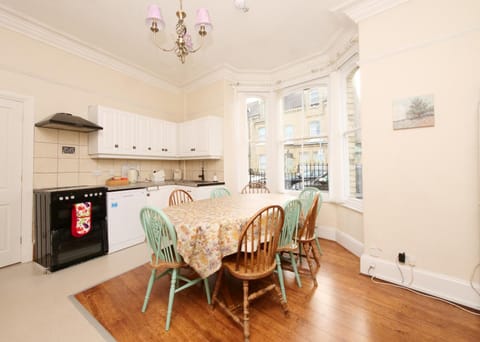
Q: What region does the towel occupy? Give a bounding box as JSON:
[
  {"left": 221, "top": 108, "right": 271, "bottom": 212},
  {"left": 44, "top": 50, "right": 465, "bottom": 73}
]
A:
[{"left": 71, "top": 202, "right": 92, "bottom": 237}]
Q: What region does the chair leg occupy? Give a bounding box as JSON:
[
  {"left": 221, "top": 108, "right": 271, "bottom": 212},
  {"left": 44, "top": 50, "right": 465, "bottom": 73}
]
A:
[
  {"left": 243, "top": 280, "right": 250, "bottom": 342},
  {"left": 142, "top": 268, "right": 157, "bottom": 312},
  {"left": 212, "top": 267, "right": 224, "bottom": 308},
  {"left": 275, "top": 253, "right": 287, "bottom": 302},
  {"left": 304, "top": 243, "right": 318, "bottom": 287},
  {"left": 203, "top": 277, "right": 211, "bottom": 305},
  {"left": 314, "top": 232, "right": 323, "bottom": 255},
  {"left": 271, "top": 275, "right": 289, "bottom": 315},
  {"left": 288, "top": 251, "right": 302, "bottom": 288},
  {"left": 165, "top": 268, "right": 178, "bottom": 331}
]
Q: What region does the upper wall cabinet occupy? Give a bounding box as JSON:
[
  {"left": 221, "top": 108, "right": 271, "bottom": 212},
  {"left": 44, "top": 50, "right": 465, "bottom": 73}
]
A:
[
  {"left": 178, "top": 116, "right": 223, "bottom": 159},
  {"left": 88, "top": 105, "right": 178, "bottom": 159},
  {"left": 88, "top": 105, "right": 221, "bottom": 160}
]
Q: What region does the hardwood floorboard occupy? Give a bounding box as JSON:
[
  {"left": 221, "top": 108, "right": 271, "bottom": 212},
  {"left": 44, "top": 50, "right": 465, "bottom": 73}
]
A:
[{"left": 75, "top": 240, "right": 480, "bottom": 341}]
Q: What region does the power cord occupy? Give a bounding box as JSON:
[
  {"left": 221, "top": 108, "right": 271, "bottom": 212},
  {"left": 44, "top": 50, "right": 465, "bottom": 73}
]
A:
[{"left": 367, "top": 264, "right": 480, "bottom": 316}]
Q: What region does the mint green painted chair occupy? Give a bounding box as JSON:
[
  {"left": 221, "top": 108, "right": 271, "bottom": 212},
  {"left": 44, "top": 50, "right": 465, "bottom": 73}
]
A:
[
  {"left": 298, "top": 187, "right": 323, "bottom": 258},
  {"left": 210, "top": 187, "right": 231, "bottom": 198},
  {"left": 275, "top": 199, "right": 302, "bottom": 302},
  {"left": 140, "top": 206, "right": 211, "bottom": 331}
]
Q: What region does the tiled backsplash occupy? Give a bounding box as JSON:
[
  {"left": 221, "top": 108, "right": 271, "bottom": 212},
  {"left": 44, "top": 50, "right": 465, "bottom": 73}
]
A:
[{"left": 33, "top": 128, "right": 224, "bottom": 189}]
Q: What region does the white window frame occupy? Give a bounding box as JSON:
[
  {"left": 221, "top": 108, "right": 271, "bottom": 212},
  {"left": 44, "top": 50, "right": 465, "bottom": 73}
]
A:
[{"left": 339, "top": 63, "right": 363, "bottom": 212}]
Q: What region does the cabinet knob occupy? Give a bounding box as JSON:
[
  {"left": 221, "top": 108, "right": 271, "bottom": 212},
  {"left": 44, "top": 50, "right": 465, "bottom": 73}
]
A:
[
  {"left": 165, "top": 148, "right": 168, "bottom": 152},
  {"left": 146, "top": 193, "right": 150, "bottom": 197},
  {"left": 148, "top": 147, "right": 151, "bottom": 150},
  {"left": 114, "top": 144, "right": 119, "bottom": 148},
  {"left": 133, "top": 146, "right": 136, "bottom": 150}
]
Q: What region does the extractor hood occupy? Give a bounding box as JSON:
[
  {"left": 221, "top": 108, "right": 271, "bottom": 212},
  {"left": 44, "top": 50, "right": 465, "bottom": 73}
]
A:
[{"left": 35, "top": 113, "right": 103, "bottom": 132}]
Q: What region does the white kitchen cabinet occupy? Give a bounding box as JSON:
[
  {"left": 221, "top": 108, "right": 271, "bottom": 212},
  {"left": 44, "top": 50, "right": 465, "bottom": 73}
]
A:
[
  {"left": 193, "top": 185, "right": 226, "bottom": 199},
  {"left": 145, "top": 185, "right": 174, "bottom": 209},
  {"left": 88, "top": 105, "right": 178, "bottom": 159},
  {"left": 88, "top": 105, "right": 136, "bottom": 156},
  {"left": 178, "top": 116, "right": 223, "bottom": 159}
]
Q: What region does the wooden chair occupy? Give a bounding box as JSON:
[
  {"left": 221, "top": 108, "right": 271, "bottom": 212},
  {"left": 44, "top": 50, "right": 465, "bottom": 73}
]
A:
[
  {"left": 210, "top": 187, "right": 231, "bottom": 199},
  {"left": 275, "top": 199, "right": 302, "bottom": 302},
  {"left": 298, "top": 187, "right": 323, "bottom": 256},
  {"left": 139, "top": 206, "right": 211, "bottom": 331},
  {"left": 168, "top": 189, "right": 193, "bottom": 206},
  {"left": 240, "top": 182, "right": 270, "bottom": 194},
  {"left": 212, "top": 205, "right": 288, "bottom": 342},
  {"left": 297, "top": 194, "right": 321, "bottom": 287}
]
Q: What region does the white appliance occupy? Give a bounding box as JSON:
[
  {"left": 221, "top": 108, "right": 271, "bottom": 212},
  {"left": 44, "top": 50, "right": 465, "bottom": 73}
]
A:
[
  {"left": 152, "top": 169, "right": 165, "bottom": 182},
  {"left": 107, "top": 188, "right": 146, "bottom": 253},
  {"left": 127, "top": 168, "right": 139, "bottom": 183},
  {"left": 173, "top": 169, "right": 182, "bottom": 181}
]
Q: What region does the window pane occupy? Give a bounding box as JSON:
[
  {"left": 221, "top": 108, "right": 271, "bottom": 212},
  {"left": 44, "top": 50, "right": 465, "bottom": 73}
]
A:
[
  {"left": 309, "top": 121, "right": 320, "bottom": 137},
  {"left": 346, "top": 68, "right": 361, "bottom": 131},
  {"left": 284, "top": 125, "right": 294, "bottom": 139},
  {"left": 247, "top": 97, "right": 266, "bottom": 183},
  {"left": 284, "top": 138, "right": 328, "bottom": 191},
  {"left": 282, "top": 85, "right": 329, "bottom": 192},
  {"left": 346, "top": 131, "right": 362, "bottom": 199}
]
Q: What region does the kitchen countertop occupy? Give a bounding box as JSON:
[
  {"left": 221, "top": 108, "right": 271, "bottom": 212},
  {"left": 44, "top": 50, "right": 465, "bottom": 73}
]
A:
[{"left": 107, "top": 180, "right": 225, "bottom": 191}]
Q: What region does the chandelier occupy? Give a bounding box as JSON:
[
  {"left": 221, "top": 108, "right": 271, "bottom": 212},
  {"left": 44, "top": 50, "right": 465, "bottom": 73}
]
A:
[{"left": 146, "top": 0, "right": 213, "bottom": 64}]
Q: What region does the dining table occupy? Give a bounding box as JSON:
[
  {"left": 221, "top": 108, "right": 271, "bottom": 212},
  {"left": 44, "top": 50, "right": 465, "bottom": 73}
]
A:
[{"left": 162, "top": 193, "right": 295, "bottom": 279}]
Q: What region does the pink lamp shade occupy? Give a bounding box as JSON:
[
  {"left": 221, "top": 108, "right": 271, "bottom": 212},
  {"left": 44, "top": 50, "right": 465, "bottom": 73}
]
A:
[
  {"left": 146, "top": 4, "right": 165, "bottom": 30},
  {"left": 194, "top": 8, "right": 213, "bottom": 32}
]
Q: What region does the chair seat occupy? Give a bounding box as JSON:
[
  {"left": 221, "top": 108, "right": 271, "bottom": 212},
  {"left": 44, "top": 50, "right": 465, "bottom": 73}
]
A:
[
  {"left": 150, "top": 253, "right": 186, "bottom": 269},
  {"left": 223, "top": 253, "right": 277, "bottom": 280},
  {"left": 277, "top": 241, "right": 298, "bottom": 253}
]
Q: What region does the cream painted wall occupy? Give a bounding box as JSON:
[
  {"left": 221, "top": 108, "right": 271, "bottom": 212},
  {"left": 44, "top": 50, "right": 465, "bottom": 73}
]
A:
[
  {"left": 0, "top": 27, "right": 184, "bottom": 189},
  {"left": 182, "top": 80, "right": 227, "bottom": 183},
  {"left": 360, "top": 0, "right": 480, "bottom": 280}
]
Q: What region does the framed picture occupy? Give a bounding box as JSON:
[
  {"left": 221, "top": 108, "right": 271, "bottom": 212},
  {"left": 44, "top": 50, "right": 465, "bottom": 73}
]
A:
[{"left": 392, "top": 94, "right": 435, "bottom": 130}]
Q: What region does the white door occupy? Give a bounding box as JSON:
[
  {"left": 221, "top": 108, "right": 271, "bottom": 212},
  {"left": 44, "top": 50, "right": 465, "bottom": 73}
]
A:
[{"left": 0, "top": 98, "right": 23, "bottom": 267}]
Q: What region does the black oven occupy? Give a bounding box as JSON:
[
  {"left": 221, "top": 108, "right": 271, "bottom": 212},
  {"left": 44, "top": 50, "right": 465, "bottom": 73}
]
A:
[{"left": 34, "top": 186, "right": 108, "bottom": 272}]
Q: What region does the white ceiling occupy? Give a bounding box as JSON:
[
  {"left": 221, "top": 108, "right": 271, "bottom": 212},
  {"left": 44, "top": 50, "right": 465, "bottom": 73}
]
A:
[{"left": 0, "top": 0, "right": 356, "bottom": 86}]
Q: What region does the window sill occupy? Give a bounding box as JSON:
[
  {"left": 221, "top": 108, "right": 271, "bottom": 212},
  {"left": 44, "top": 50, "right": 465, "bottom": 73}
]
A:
[{"left": 339, "top": 198, "right": 363, "bottom": 213}]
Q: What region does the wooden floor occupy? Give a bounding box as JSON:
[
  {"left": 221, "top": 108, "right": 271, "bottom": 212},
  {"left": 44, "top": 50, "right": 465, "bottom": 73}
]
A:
[{"left": 75, "top": 240, "right": 480, "bottom": 341}]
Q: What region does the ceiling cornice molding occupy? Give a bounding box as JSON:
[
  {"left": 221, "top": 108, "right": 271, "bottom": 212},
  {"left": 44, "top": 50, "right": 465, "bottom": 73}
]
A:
[
  {"left": 331, "top": 0, "right": 408, "bottom": 23},
  {"left": 183, "top": 28, "right": 358, "bottom": 93},
  {"left": 0, "top": 4, "right": 181, "bottom": 94}
]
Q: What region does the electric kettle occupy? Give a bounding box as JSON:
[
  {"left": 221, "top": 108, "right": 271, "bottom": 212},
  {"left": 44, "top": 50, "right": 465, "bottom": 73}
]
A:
[{"left": 127, "top": 169, "right": 139, "bottom": 183}]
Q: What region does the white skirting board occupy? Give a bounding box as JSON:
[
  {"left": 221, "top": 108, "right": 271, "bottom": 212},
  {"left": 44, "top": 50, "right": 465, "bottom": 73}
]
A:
[
  {"left": 317, "top": 225, "right": 364, "bottom": 258},
  {"left": 360, "top": 254, "right": 480, "bottom": 310},
  {"left": 316, "top": 225, "right": 480, "bottom": 310}
]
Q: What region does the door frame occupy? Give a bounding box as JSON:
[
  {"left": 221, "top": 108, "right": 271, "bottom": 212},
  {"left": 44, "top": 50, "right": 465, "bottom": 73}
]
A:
[{"left": 0, "top": 91, "right": 34, "bottom": 263}]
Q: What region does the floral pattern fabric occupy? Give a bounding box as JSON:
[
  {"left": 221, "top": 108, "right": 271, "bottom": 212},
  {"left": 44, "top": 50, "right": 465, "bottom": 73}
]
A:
[{"left": 163, "top": 193, "right": 294, "bottom": 278}]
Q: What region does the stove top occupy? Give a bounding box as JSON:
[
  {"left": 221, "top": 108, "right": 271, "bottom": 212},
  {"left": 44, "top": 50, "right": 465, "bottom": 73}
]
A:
[{"left": 34, "top": 185, "right": 107, "bottom": 193}]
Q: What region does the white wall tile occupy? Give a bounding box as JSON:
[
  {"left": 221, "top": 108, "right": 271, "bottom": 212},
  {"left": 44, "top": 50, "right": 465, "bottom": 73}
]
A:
[
  {"left": 34, "top": 158, "right": 58, "bottom": 173},
  {"left": 58, "top": 158, "right": 79, "bottom": 172},
  {"left": 58, "top": 130, "right": 80, "bottom": 145},
  {"left": 78, "top": 172, "right": 97, "bottom": 186},
  {"left": 79, "top": 133, "right": 89, "bottom": 146},
  {"left": 58, "top": 173, "right": 79, "bottom": 187},
  {"left": 34, "top": 142, "right": 58, "bottom": 158},
  {"left": 34, "top": 128, "right": 58, "bottom": 143},
  {"left": 78, "top": 158, "right": 98, "bottom": 172},
  {"left": 33, "top": 173, "right": 57, "bottom": 189}
]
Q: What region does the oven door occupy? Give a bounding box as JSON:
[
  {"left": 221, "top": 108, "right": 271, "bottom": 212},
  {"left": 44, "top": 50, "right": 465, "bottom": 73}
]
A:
[{"left": 49, "top": 198, "right": 108, "bottom": 271}]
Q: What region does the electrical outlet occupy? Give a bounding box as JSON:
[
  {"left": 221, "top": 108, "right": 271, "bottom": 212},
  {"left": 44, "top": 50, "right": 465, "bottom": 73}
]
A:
[{"left": 407, "top": 255, "right": 416, "bottom": 266}]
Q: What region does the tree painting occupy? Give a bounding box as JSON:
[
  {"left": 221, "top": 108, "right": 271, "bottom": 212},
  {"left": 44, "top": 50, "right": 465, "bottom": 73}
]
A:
[{"left": 393, "top": 94, "right": 435, "bottom": 130}]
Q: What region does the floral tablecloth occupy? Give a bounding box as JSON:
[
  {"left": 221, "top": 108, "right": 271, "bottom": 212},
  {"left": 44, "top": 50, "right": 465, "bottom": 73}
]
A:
[{"left": 162, "top": 193, "right": 293, "bottom": 278}]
